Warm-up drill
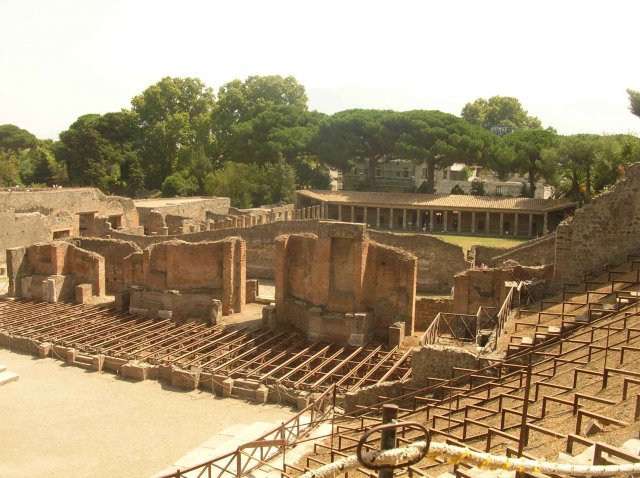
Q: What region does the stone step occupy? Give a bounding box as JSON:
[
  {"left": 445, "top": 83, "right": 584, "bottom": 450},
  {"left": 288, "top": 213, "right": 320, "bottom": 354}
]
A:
[{"left": 0, "top": 370, "right": 19, "bottom": 386}]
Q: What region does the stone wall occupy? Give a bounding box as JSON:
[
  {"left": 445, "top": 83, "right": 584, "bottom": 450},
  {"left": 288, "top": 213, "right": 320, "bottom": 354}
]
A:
[
  {"left": 471, "top": 233, "right": 557, "bottom": 268},
  {"left": 123, "top": 238, "right": 245, "bottom": 320},
  {"left": 452, "top": 264, "right": 554, "bottom": 314},
  {"left": 0, "top": 188, "right": 138, "bottom": 265},
  {"left": 71, "top": 238, "right": 141, "bottom": 294},
  {"left": 274, "top": 222, "right": 417, "bottom": 344},
  {"left": 7, "top": 241, "right": 105, "bottom": 301},
  {"left": 415, "top": 297, "right": 453, "bottom": 331},
  {"left": 555, "top": 163, "right": 640, "bottom": 280},
  {"left": 368, "top": 231, "right": 467, "bottom": 293},
  {"left": 411, "top": 345, "right": 479, "bottom": 386},
  {"left": 105, "top": 221, "right": 464, "bottom": 293},
  {"left": 135, "top": 197, "right": 231, "bottom": 225}
]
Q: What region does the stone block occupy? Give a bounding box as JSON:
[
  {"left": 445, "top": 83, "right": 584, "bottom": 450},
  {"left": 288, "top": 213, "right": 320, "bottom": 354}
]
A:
[
  {"left": 114, "top": 290, "right": 131, "bottom": 311},
  {"left": 158, "top": 364, "right": 173, "bottom": 382},
  {"left": 75, "top": 283, "right": 93, "bottom": 304},
  {"left": 222, "top": 377, "right": 234, "bottom": 397},
  {"left": 91, "top": 354, "right": 105, "bottom": 372},
  {"left": 262, "top": 304, "right": 276, "bottom": 328},
  {"left": 348, "top": 333, "right": 365, "bottom": 347},
  {"left": 171, "top": 367, "right": 200, "bottom": 390},
  {"left": 122, "top": 361, "right": 153, "bottom": 381},
  {"left": 42, "top": 277, "right": 58, "bottom": 303},
  {"left": 254, "top": 385, "right": 268, "bottom": 403},
  {"left": 297, "top": 393, "right": 310, "bottom": 410},
  {"left": 20, "top": 277, "right": 32, "bottom": 299},
  {"left": 36, "top": 341, "right": 52, "bottom": 357},
  {"left": 157, "top": 309, "right": 173, "bottom": 320},
  {"left": 209, "top": 299, "right": 222, "bottom": 325},
  {"left": 0, "top": 332, "right": 10, "bottom": 348},
  {"left": 246, "top": 279, "right": 258, "bottom": 303},
  {"left": 129, "top": 307, "right": 149, "bottom": 317},
  {"left": 103, "top": 356, "right": 128, "bottom": 374},
  {"left": 388, "top": 322, "right": 405, "bottom": 347},
  {"left": 585, "top": 419, "right": 603, "bottom": 436}
]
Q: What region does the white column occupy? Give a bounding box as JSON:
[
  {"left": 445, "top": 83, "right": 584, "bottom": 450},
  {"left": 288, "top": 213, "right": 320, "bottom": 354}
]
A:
[
  {"left": 417, "top": 209, "right": 423, "bottom": 231},
  {"left": 486, "top": 212, "right": 490, "bottom": 234},
  {"left": 514, "top": 214, "right": 519, "bottom": 236},
  {"left": 543, "top": 212, "right": 548, "bottom": 234},
  {"left": 443, "top": 211, "right": 448, "bottom": 232},
  {"left": 471, "top": 211, "right": 476, "bottom": 233},
  {"left": 389, "top": 208, "right": 394, "bottom": 229},
  {"left": 338, "top": 205, "right": 342, "bottom": 221},
  {"left": 499, "top": 212, "right": 504, "bottom": 235},
  {"left": 429, "top": 210, "right": 434, "bottom": 232},
  {"left": 528, "top": 213, "right": 533, "bottom": 236},
  {"left": 402, "top": 209, "right": 407, "bottom": 230},
  {"left": 457, "top": 211, "right": 462, "bottom": 233},
  {"left": 351, "top": 205, "right": 355, "bottom": 222},
  {"left": 376, "top": 208, "right": 381, "bottom": 228}
]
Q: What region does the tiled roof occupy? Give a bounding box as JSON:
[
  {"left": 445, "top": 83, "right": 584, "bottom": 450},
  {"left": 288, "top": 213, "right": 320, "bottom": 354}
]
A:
[{"left": 297, "top": 190, "right": 575, "bottom": 213}]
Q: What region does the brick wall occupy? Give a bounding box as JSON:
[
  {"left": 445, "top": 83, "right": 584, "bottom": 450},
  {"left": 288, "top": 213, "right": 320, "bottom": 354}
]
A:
[
  {"left": 7, "top": 241, "right": 105, "bottom": 301},
  {"left": 274, "top": 222, "right": 417, "bottom": 343},
  {"left": 555, "top": 163, "right": 640, "bottom": 280},
  {"left": 72, "top": 238, "right": 141, "bottom": 294},
  {"left": 123, "top": 238, "right": 245, "bottom": 318},
  {"left": 415, "top": 297, "right": 453, "bottom": 331}
]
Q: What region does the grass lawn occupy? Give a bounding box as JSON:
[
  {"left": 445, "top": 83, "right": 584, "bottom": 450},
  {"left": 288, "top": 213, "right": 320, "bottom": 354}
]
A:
[{"left": 426, "top": 233, "right": 530, "bottom": 254}]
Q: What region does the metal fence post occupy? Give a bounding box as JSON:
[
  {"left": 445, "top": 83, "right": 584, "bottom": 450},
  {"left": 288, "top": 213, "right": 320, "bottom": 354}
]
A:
[{"left": 379, "top": 404, "right": 399, "bottom": 478}]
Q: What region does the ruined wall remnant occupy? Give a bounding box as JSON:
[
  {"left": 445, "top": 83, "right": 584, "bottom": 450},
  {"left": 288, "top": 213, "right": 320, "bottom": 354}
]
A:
[
  {"left": 274, "top": 222, "right": 417, "bottom": 345},
  {"left": 368, "top": 230, "right": 468, "bottom": 293},
  {"left": 135, "top": 197, "right": 231, "bottom": 226},
  {"left": 7, "top": 241, "right": 105, "bottom": 302},
  {"left": 555, "top": 163, "right": 640, "bottom": 280},
  {"left": 452, "top": 264, "right": 553, "bottom": 315},
  {"left": 411, "top": 345, "right": 479, "bottom": 386},
  {"left": 0, "top": 188, "right": 139, "bottom": 266},
  {"left": 122, "top": 238, "right": 245, "bottom": 320},
  {"left": 72, "top": 238, "right": 141, "bottom": 295},
  {"left": 471, "top": 233, "right": 557, "bottom": 268},
  {"left": 415, "top": 297, "right": 453, "bottom": 331}
]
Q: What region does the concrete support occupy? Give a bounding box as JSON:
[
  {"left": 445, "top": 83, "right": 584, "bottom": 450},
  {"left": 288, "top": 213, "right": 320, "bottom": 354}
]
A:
[{"left": 471, "top": 211, "right": 476, "bottom": 233}]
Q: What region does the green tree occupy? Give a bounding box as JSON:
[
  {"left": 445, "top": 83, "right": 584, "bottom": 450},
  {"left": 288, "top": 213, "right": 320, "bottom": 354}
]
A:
[
  {"left": 461, "top": 96, "right": 542, "bottom": 133},
  {"left": 395, "top": 110, "right": 494, "bottom": 193},
  {"left": 470, "top": 180, "right": 486, "bottom": 196},
  {"left": 0, "top": 150, "right": 21, "bottom": 186},
  {"left": 263, "top": 157, "right": 297, "bottom": 203},
  {"left": 0, "top": 124, "right": 38, "bottom": 153},
  {"left": 628, "top": 89, "right": 640, "bottom": 119},
  {"left": 132, "top": 77, "right": 215, "bottom": 189},
  {"left": 161, "top": 171, "right": 199, "bottom": 197},
  {"left": 203, "top": 162, "right": 261, "bottom": 208},
  {"left": 504, "top": 129, "right": 557, "bottom": 197},
  {"left": 312, "top": 109, "right": 401, "bottom": 190},
  {"left": 55, "top": 111, "right": 142, "bottom": 193}
]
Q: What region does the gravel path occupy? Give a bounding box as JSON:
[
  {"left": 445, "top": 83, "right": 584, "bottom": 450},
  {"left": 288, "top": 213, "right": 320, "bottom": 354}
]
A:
[{"left": 0, "top": 348, "right": 293, "bottom": 478}]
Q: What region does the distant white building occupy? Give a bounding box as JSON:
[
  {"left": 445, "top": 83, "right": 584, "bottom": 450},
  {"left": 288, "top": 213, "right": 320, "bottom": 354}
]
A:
[{"left": 418, "top": 163, "right": 553, "bottom": 199}]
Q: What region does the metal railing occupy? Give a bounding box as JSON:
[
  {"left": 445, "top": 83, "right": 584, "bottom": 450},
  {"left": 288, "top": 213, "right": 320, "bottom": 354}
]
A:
[{"left": 156, "top": 385, "right": 336, "bottom": 478}]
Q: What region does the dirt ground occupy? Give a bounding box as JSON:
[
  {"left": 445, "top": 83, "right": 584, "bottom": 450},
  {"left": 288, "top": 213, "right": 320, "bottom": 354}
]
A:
[{"left": 0, "top": 348, "right": 294, "bottom": 478}]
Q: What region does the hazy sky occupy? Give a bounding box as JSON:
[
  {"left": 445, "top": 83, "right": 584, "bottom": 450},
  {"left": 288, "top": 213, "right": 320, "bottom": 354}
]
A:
[{"left": 1, "top": 0, "right": 638, "bottom": 139}]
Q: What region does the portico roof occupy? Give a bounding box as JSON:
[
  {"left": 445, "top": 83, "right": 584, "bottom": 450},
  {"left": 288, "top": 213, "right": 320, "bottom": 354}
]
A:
[{"left": 297, "top": 190, "right": 575, "bottom": 213}]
